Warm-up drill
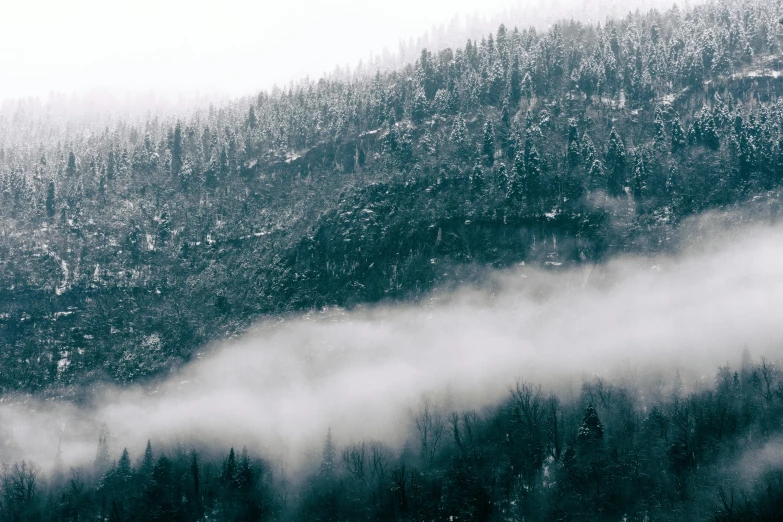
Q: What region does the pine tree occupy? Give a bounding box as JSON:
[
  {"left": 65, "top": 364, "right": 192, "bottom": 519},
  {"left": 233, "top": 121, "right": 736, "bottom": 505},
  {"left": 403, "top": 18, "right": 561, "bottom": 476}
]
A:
[
  {"left": 521, "top": 71, "right": 533, "bottom": 100},
  {"left": 471, "top": 163, "right": 485, "bottom": 194},
  {"left": 496, "top": 162, "right": 509, "bottom": 196},
  {"left": 320, "top": 428, "right": 336, "bottom": 479},
  {"left": 578, "top": 56, "right": 602, "bottom": 99},
  {"left": 45, "top": 181, "right": 55, "bottom": 219},
  {"left": 411, "top": 87, "right": 428, "bottom": 123},
  {"left": 700, "top": 112, "right": 720, "bottom": 150},
  {"left": 582, "top": 133, "right": 596, "bottom": 168},
  {"left": 605, "top": 127, "right": 626, "bottom": 196},
  {"left": 632, "top": 151, "right": 647, "bottom": 203},
  {"left": 742, "top": 41, "right": 754, "bottom": 64},
  {"left": 112, "top": 448, "right": 133, "bottom": 488},
  {"left": 567, "top": 119, "right": 581, "bottom": 168},
  {"left": 106, "top": 149, "right": 116, "bottom": 181},
  {"left": 653, "top": 107, "right": 667, "bottom": 147},
  {"left": 147, "top": 456, "right": 176, "bottom": 521},
  {"left": 222, "top": 447, "right": 237, "bottom": 485},
  {"left": 576, "top": 405, "right": 604, "bottom": 447},
  {"left": 450, "top": 115, "right": 470, "bottom": 161},
  {"left": 507, "top": 152, "right": 525, "bottom": 208},
  {"left": 671, "top": 117, "right": 687, "bottom": 153},
  {"left": 66, "top": 151, "right": 77, "bottom": 177},
  {"left": 158, "top": 205, "right": 171, "bottom": 246},
  {"left": 140, "top": 440, "right": 154, "bottom": 476},
  {"left": 525, "top": 144, "right": 542, "bottom": 208},
  {"left": 171, "top": 121, "right": 183, "bottom": 177},
  {"left": 247, "top": 106, "right": 258, "bottom": 130},
  {"left": 666, "top": 164, "right": 678, "bottom": 197},
  {"left": 672, "top": 369, "right": 685, "bottom": 401},
  {"left": 482, "top": 120, "right": 496, "bottom": 167},
  {"left": 588, "top": 159, "right": 606, "bottom": 192},
  {"left": 509, "top": 55, "right": 522, "bottom": 106}
]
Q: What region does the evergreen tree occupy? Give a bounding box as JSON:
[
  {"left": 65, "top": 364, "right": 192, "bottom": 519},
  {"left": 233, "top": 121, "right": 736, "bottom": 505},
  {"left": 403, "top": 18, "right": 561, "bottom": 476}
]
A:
[
  {"left": 146, "top": 456, "right": 177, "bottom": 521},
  {"left": 653, "top": 107, "right": 667, "bottom": 147},
  {"left": 525, "top": 144, "right": 542, "bottom": 208},
  {"left": 496, "top": 162, "right": 509, "bottom": 196},
  {"left": 582, "top": 133, "right": 596, "bottom": 168},
  {"left": 140, "top": 440, "right": 154, "bottom": 476},
  {"left": 482, "top": 120, "right": 496, "bottom": 167},
  {"left": 567, "top": 119, "right": 581, "bottom": 168},
  {"left": 450, "top": 115, "right": 470, "bottom": 161},
  {"left": 588, "top": 159, "right": 606, "bottom": 192},
  {"left": 45, "top": 181, "right": 55, "bottom": 219},
  {"left": 507, "top": 152, "right": 525, "bottom": 208},
  {"left": 158, "top": 205, "right": 171, "bottom": 246},
  {"left": 576, "top": 404, "right": 604, "bottom": 448},
  {"left": 700, "top": 112, "right": 721, "bottom": 150},
  {"left": 320, "top": 428, "right": 336, "bottom": 479},
  {"left": 171, "top": 122, "right": 183, "bottom": 177},
  {"left": 66, "top": 151, "right": 77, "bottom": 177},
  {"left": 521, "top": 71, "right": 533, "bottom": 100},
  {"left": 671, "top": 117, "right": 687, "bottom": 153},
  {"left": 411, "top": 87, "right": 428, "bottom": 123},
  {"left": 471, "top": 163, "right": 485, "bottom": 194},
  {"left": 605, "top": 128, "right": 627, "bottom": 196},
  {"left": 632, "top": 151, "right": 647, "bottom": 203},
  {"left": 222, "top": 447, "right": 237, "bottom": 486},
  {"left": 116, "top": 448, "right": 132, "bottom": 484},
  {"left": 509, "top": 55, "right": 522, "bottom": 106},
  {"left": 247, "top": 106, "right": 258, "bottom": 130},
  {"left": 106, "top": 149, "right": 116, "bottom": 181}
]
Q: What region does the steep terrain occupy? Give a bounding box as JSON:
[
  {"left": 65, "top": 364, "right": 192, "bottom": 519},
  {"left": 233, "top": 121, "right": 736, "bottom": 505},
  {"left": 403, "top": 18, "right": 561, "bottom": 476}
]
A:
[{"left": 1, "top": 0, "right": 783, "bottom": 393}]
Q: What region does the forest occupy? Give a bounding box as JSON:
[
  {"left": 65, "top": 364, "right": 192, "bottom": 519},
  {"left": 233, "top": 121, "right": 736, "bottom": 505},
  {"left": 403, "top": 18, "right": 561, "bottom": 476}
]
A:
[
  {"left": 1, "top": 0, "right": 782, "bottom": 392},
  {"left": 0, "top": 357, "right": 782, "bottom": 521},
  {"left": 1, "top": 0, "right": 783, "bottom": 518}
]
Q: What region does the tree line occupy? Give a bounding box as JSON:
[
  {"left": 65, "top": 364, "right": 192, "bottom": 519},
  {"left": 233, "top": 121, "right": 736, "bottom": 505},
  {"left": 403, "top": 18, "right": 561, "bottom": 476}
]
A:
[{"left": 1, "top": 355, "right": 783, "bottom": 520}]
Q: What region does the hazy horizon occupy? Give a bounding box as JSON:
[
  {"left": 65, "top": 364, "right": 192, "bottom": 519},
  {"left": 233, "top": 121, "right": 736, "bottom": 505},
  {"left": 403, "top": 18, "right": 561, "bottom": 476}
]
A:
[{"left": 2, "top": 0, "right": 694, "bottom": 111}]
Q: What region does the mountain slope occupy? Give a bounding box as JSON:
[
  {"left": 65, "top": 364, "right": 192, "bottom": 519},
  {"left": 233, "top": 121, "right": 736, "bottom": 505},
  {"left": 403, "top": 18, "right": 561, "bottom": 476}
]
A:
[{"left": 1, "top": 0, "right": 783, "bottom": 393}]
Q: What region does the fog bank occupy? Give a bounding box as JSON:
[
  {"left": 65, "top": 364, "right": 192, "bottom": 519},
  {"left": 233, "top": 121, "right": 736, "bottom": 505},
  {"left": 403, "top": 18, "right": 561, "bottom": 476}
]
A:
[{"left": 1, "top": 215, "right": 781, "bottom": 474}]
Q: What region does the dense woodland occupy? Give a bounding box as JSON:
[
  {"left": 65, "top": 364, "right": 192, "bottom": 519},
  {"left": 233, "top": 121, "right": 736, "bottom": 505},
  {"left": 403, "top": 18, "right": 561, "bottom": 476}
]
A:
[
  {"left": 1, "top": 0, "right": 783, "bottom": 392},
  {"left": 1, "top": 357, "right": 782, "bottom": 521},
  {"left": 2, "top": 0, "right": 783, "bottom": 518}
]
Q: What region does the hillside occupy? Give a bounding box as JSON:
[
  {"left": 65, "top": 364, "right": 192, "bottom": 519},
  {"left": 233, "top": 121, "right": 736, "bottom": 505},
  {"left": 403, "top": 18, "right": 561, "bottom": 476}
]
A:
[{"left": 2, "top": 0, "right": 783, "bottom": 393}]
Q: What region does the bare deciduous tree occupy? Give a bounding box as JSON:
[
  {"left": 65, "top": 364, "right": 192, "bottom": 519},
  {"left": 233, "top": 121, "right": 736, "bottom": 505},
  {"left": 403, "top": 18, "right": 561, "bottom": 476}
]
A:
[
  {"left": 413, "top": 397, "right": 445, "bottom": 469},
  {"left": 1, "top": 460, "right": 40, "bottom": 520}
]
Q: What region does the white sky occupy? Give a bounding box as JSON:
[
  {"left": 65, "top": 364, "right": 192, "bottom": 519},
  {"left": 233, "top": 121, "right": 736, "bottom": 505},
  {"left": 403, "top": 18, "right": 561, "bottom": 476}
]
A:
[
  {"left": 0, "top": 0, "right": 521, "bottom": 102},
  {"left": 0, "top": 0, "right": 685, "bottom": 105}
]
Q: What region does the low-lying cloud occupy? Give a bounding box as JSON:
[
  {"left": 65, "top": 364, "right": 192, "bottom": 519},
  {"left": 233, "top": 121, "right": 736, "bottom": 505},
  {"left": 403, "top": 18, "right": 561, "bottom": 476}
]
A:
[{"left": 2, "top": 214, "right": 782, "bottom": 476}]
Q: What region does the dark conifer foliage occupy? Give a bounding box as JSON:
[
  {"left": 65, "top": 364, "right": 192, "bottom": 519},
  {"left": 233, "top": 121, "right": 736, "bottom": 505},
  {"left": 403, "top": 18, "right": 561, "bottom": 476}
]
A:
[
  {"left": 0, "top": 0, "right": 781, "bottom": 466},
  {"left": 0, "top": 359, "right": 781, "bottom": 520}
]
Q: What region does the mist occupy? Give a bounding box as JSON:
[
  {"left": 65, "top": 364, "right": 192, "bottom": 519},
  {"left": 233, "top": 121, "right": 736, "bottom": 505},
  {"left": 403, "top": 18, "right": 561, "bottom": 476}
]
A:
[
  {"left": 2, "top": 0, "right": 699, "bottom": 109},
  {"left": 0, "top": 213, "right": 781, "bottom": 476}
]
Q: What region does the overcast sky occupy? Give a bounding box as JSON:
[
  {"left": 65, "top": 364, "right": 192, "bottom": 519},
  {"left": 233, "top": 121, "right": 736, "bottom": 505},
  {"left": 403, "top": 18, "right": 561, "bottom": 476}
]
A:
[
  {"left": 1, "top": 0, "right": 684, "bottom": 105},
  {"left": 0, "top": 0, "right": 507, "bottom": 102}
]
